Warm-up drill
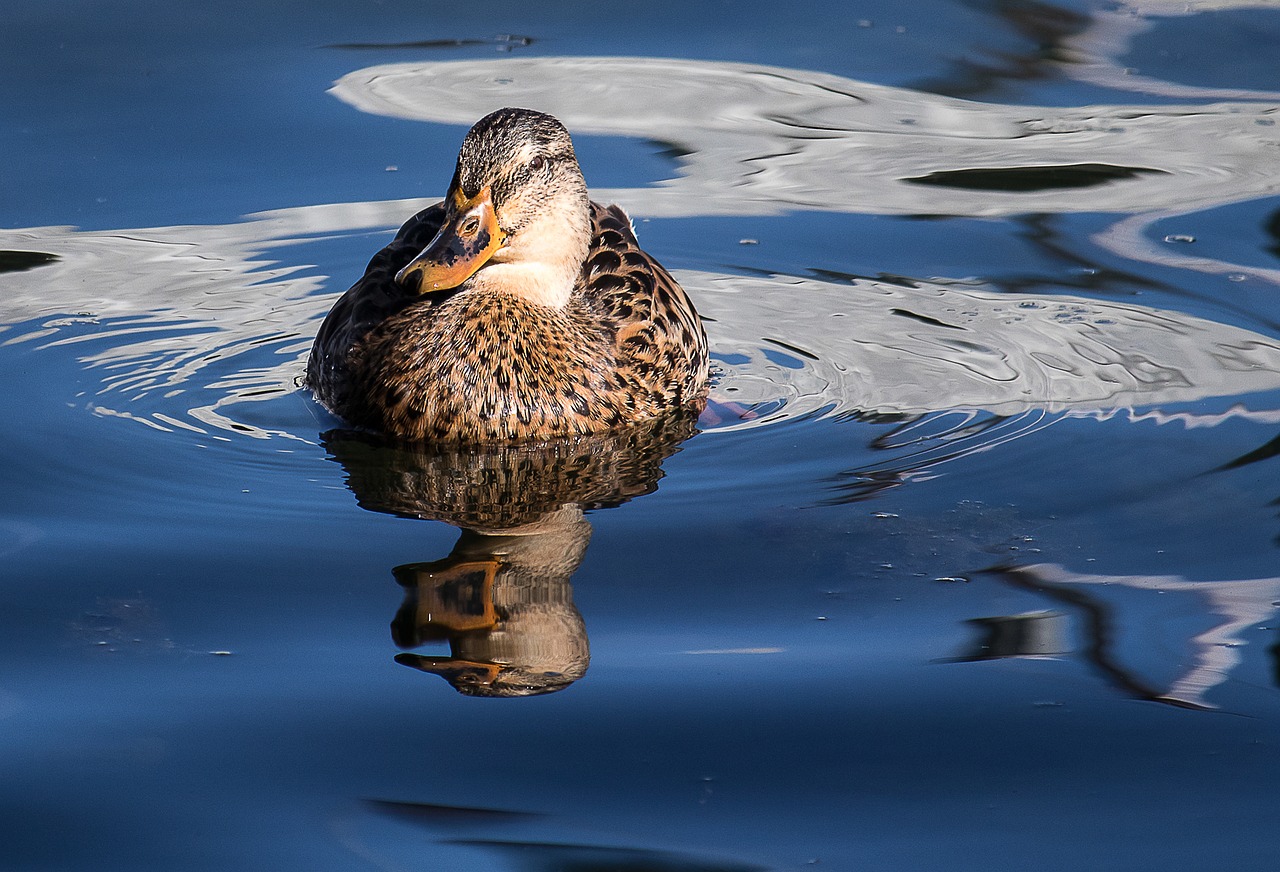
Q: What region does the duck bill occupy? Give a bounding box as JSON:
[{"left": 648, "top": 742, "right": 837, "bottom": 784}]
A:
[
  {"left": 394, "top": 653, "right": 502, "bottom": 688},
  {"left": 395, "top": 187, "right": 505, "bottom": 292}
]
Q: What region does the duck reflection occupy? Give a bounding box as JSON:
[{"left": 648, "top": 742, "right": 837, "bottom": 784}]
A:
[
  {"left": 322, "top": 413, "right": 697, "bottom": 696},
  {"left": 389, "top": 507, "right": 591, "bottom": 696}
]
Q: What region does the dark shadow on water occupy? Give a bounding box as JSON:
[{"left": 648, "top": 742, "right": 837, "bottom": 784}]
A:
[
  {"left": 1215, "top": 430, "right": 1280, "bottom": 473},
  {"left": 361, "top": 801, "right": 766, "bottom": 872},
  {"left": 325, "top": 34, "right": 534, "bottom": 51},
  {"left": 909, "top": 0, "right": 1092, "bottom": 100},
  {"left": 1272, "top": 630, "right": 1280, "bottom": 688},
  {"left": 443, "top": 839, "right": 767, "bottom": 872},
  {"left": 322, "top": 413, "right": 698, "bottom": 697},
  {"left": 1266, "top": 204, "right": 1280, "bottom": 262},
  {"left": 365, "top": 798, "right": 543, "bottom": 827},
  {"left": 904, "top": 164, "right": 1167, "bottom": 192},
  {"left": 0, "top": 250, "right": 58, "bottom": 273}
]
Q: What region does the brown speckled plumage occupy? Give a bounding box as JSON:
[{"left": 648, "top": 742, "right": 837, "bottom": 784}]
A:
[{"left": 305, "top": 108, "right": 709, "bottom": 442}]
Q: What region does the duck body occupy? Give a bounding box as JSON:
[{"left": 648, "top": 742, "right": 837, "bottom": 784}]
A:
[{"left": 306, "top": 109, "right": 709, "bottom": 442}]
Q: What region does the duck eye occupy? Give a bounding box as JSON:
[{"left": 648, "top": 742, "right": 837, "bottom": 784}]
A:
[
  {"left": 460, "top": 217, "right": 480, "bottom": 235},
  {"left": 528, "top": 156, "right": 546, "bottom": 172}
]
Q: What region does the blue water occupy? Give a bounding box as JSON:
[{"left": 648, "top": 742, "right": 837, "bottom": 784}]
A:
[{"left": 4, "top": 1, "right": 1280, "bottom": 870}]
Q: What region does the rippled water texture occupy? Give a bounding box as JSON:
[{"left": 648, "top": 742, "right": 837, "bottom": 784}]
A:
[{"left": 3, "top": 2, "right": 1280, "bottom": 870}]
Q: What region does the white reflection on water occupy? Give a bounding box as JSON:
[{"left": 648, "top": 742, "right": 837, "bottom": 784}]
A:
[
  {"left": 1063, "top": 1, "right": 1280, "bottom": 102},
  {"left": 1, "top": 55, "right": 1278, "bottom": 442},
  {"left": 5, "top": 218, "right": 1280, "bottom": 441},
  {"left": 330, "top": 55, "right": 1279, "bottom": 220},
  {"left": 333, "top": 54, "right": 1280, "bottom": 289},
  {"left": 989, "top": 564, "right": 1280, "bottom": 710},
  {"left": 695, "top": 271, "right": 1280, "bottom": 427}
]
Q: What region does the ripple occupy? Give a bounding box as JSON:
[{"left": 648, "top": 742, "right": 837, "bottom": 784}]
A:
[
  {"left": 694, "top": 270, "right": 1280, "bottom": 430},
  {"left": 0, "top": 216, "right": 348, "bottom": 441},
  {"left": 3, "top": 55, "right": 1279, "bottom": 450},
  {"left": 5, "top": 211, "right": 1280, "bottom": 452},
  {"left": 331, "top": 56, "right": 1280, "bottom": 219}
]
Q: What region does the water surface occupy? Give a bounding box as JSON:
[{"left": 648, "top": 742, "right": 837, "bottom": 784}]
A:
[{"left": 3, "top": 1, "right": 1280, "bottom": 870}]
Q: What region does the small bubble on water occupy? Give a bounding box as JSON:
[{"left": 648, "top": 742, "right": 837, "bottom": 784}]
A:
[
  {"left": 857, "top": 19, "right": 873, "bottom": 27},
  {"left": 1033, "top": 700, "right": 1064, "bottom": 708},
  {"left": 210, "top": 650, "right": 234, "bottom": 656},
  {"left": 1163, "top": 234, "right": 1196, "bottom": 244},
  {"left": 935, "top": 576, "right": 969, "bottom": 584},
  {"left": 816, "top": 616, "right": 829, "bottom": 621},
  {"left": 1228, "top": 273, "right": 1247, "bottom": 282},
  {"left": 738, "top": 238, "right": 759, "bottom": 245},
  {"left": 384, "top": 165, "right": 398, "bottom": 172},
  {"left": 872, "top": 511, "right": 899, "bottom": 519}
]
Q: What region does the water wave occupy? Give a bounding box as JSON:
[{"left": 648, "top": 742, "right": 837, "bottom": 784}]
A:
[{"left": 2, "top": 55, "right": 1278, "bottom": 451}]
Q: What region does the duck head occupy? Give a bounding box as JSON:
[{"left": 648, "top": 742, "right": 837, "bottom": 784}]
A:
[{"left": 395, "top": 108, "right": 592, "bottom": 308}]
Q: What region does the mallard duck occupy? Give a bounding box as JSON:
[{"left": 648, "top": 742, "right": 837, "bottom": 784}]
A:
[{"left": 306, "top": 107, "right": 709, "bottom": 442}]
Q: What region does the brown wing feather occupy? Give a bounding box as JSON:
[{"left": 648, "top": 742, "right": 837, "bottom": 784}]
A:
[
  {"left": 580, "top": 202, "right": 708, "bottom": 407},
  {"left": 306, "top": 203, "right": 447, "bottom": 412}
]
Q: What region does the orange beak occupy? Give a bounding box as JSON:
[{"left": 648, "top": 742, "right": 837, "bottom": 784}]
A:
[
  {"left": 394, "top": 653, "right": 503, "bottom": 688},
  {"left": 395, "top": 186, "right": 506, "bottom": 292}
]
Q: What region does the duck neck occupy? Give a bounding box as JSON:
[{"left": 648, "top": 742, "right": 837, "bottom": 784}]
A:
[
  {"left": 470, "top": 259, "right": 580, "bottom": 309},
  {"left": 478, "top": 198, "right": 592, "bottom": 309}
]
